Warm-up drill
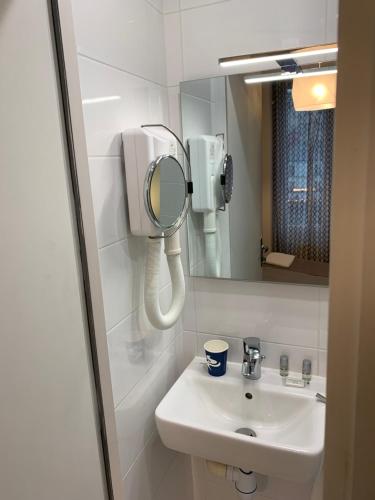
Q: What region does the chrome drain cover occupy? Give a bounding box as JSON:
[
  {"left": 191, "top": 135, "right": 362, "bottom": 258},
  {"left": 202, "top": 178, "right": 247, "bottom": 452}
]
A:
[{"left": 235, "top": 427, "right": 257, "bottom": 438}]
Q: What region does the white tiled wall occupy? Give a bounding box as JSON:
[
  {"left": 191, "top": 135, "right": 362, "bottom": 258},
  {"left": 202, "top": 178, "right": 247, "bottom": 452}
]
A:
[
  {"left": 181, "top": 278, "right": 328, "bottom": 500},
  {"left": 164, "top": 0, "right": 338, "bottom": 81},
  {"left": 164, "top": 0, "right": 333, "bottom": 379},
  {"left": 71, "top": 0, "right": 335, "bottom": 499},
  {"left": 162, "top": 2, "right": 335, "bottom": 499},
  {"left": 184, "top": 278, "right": 329, "bottom": 376},
  {"left": 72, "top": 0, "right": 167, "bottom": 85},
  {"left": 191, "top": 456, "right": 321, "bottom": 500},
  {"left": 71, "top": 2, "right": 190, "bottom": 499}
]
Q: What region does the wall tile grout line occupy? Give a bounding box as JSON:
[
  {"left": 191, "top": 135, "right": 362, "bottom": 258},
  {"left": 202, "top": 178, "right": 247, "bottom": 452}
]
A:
[
  {"left": 98, "top": 237, "right": 127, "bottom": 252},
  {"left": 178, "top": 6, "right": 185, "bottom": 81},
  {"left": 105, "top": 305, "right": 136, "bottom": 337},
  {"left": 77, "top": 52, "right": 168, "bottom": 88},
  {"left": 105, "top": 280, "right": 174, "bottom": 337},
  {"left": 191, "top": 277, "right": 199, "bottom": 336},
  {"left": 88, "top": 155, "right": 122, "bottom": 159},
  {"left": 144, "top": 0, "right": 163, "bottom": 15},
  {"left": 121, "top": 429, "right": 160, "bottom": 482},
  {"left": 179, "top": 0, "right": 229, "bottom": 13},
  {"left": 122, "top": 429, "right": 157, "bottom": 481},
  {"left": 153, "top": 444, "right": 181, "bottom": 498},
  {"left": 171, "top": 0, "right": 182, "bottom": 14},
  {"left": 113, "top": 331, "right": 181, "bottom": 411},
  {"left": 194, "top": 330, "right": 322, "bottom": 349}
]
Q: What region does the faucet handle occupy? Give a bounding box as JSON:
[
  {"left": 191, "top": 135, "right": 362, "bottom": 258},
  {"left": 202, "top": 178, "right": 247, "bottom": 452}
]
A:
[
  {"left": 241, "top": 338, "right": 265, "bottom": 380},
  {"left": 316, "top": 393, "right": 326, "bottom": 404},
  {"left": 243, "top": 337, "right": 260, "bottom": 354}
]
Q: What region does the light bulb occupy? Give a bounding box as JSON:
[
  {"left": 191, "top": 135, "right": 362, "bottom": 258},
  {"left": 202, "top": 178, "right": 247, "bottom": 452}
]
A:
[
  {"left": 311, "top": 83, "right": 327, "bottom": 100},
  {"left": 292, "top": 73, "right": 336, "bottom": 111}
]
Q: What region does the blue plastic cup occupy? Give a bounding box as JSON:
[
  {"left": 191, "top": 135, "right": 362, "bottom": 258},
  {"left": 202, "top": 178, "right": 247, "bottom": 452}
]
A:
[{"left": 204, "top": 340, "right": 229, "bottom": 377}]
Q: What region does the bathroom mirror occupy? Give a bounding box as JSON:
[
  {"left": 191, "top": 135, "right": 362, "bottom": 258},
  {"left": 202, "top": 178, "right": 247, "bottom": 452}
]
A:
[
  {"left": 145, "top": 154, "right": 188, "bottom": 231},
  {"left": 181, "top": 50, "right": 336, "bottom": 285}
]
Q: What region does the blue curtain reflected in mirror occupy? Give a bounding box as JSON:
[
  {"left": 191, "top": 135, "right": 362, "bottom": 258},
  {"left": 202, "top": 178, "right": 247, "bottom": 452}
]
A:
[{"left": 272, "top": 81, "right": 334, "bottom": 263}]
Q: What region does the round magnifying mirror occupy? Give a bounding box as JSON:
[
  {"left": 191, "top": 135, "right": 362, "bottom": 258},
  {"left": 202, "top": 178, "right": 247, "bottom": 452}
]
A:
[{"left": 145, "top": 155, "right": 188, "bottom": 231}]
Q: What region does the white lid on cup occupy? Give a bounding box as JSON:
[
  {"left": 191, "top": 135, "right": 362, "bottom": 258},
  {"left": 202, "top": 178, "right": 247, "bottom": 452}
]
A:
[{"left": 204, "top": 340, "right": 229, "bottom": 353}]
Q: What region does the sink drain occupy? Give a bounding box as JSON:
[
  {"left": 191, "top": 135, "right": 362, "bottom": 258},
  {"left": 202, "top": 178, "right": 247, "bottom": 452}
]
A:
[{"left": 235, "top": 427, "right": 257, "bottom": 438}]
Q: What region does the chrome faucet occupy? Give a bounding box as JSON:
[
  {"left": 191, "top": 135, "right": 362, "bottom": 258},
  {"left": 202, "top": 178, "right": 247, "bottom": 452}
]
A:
[{"left": 242, "top": 337, "right": 265, "bottom": 380}]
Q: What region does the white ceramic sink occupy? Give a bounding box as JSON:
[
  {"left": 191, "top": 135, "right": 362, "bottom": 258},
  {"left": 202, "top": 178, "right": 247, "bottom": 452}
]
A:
[{"left": 156, "top": 358, "right": 326, "bottom": 483}]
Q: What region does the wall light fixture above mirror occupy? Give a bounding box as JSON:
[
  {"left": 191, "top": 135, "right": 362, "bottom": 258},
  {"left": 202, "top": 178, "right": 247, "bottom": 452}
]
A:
[
  {"left": 222, "top": 44, "right": 338, "bottom": 112},
  {"left": 218, "top": 43, "right": 338, "bottom": 68}
]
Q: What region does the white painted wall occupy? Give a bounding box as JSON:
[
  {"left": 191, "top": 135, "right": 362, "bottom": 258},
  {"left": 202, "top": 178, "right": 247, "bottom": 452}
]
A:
[
  {"left": 70, "top": 1, "right": 193, "bottom": 499},
  {"left": 0, "top": 2, "right": 107, "bottom": 499},
  {"left": 68, "top": 0, "right": 335, "bottom": 499}
]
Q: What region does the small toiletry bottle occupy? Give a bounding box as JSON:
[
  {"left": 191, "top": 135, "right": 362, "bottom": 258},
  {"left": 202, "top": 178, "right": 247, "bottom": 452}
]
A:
[
  {"left": 302, "top": 359, "right": 312, "bottom": 385},
  {"left": 280, "top": 354, "right": 289, "bottom": 378}
]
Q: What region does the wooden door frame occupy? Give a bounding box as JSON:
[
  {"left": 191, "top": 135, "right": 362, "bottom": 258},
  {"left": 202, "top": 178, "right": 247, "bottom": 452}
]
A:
[{"left": 324, "top": 0, "right": 375, "bottom": 498}]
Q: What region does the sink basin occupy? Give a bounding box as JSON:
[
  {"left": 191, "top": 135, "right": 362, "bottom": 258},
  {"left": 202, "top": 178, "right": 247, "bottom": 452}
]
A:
[{"left": 155, "top": 357, "right": 325, "bottom": 483}]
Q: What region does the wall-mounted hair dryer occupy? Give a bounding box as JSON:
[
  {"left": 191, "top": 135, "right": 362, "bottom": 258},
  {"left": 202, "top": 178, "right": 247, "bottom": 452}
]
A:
[
  {"left": 188, "top": 135, "right": 233, "bottom": 277},
  {"left": 122, "top": 126, "right": 191, "bottom": 330}
]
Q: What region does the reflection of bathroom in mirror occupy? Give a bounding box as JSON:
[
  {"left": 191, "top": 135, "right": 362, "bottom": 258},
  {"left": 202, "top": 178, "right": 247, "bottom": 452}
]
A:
[{"left": 181, "top": 46, "right": 336, "bottom": 286}]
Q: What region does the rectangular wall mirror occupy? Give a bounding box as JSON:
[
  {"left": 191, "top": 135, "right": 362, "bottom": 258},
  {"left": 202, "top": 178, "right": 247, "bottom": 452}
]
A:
[{"left": 181, "top": 45, "right": 336, "bottom": 286}]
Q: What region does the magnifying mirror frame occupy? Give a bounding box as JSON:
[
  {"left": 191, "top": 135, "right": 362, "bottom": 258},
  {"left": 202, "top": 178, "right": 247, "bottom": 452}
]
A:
[{"left": 144, "top": 154, "right": 189, "bottom": 233}]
